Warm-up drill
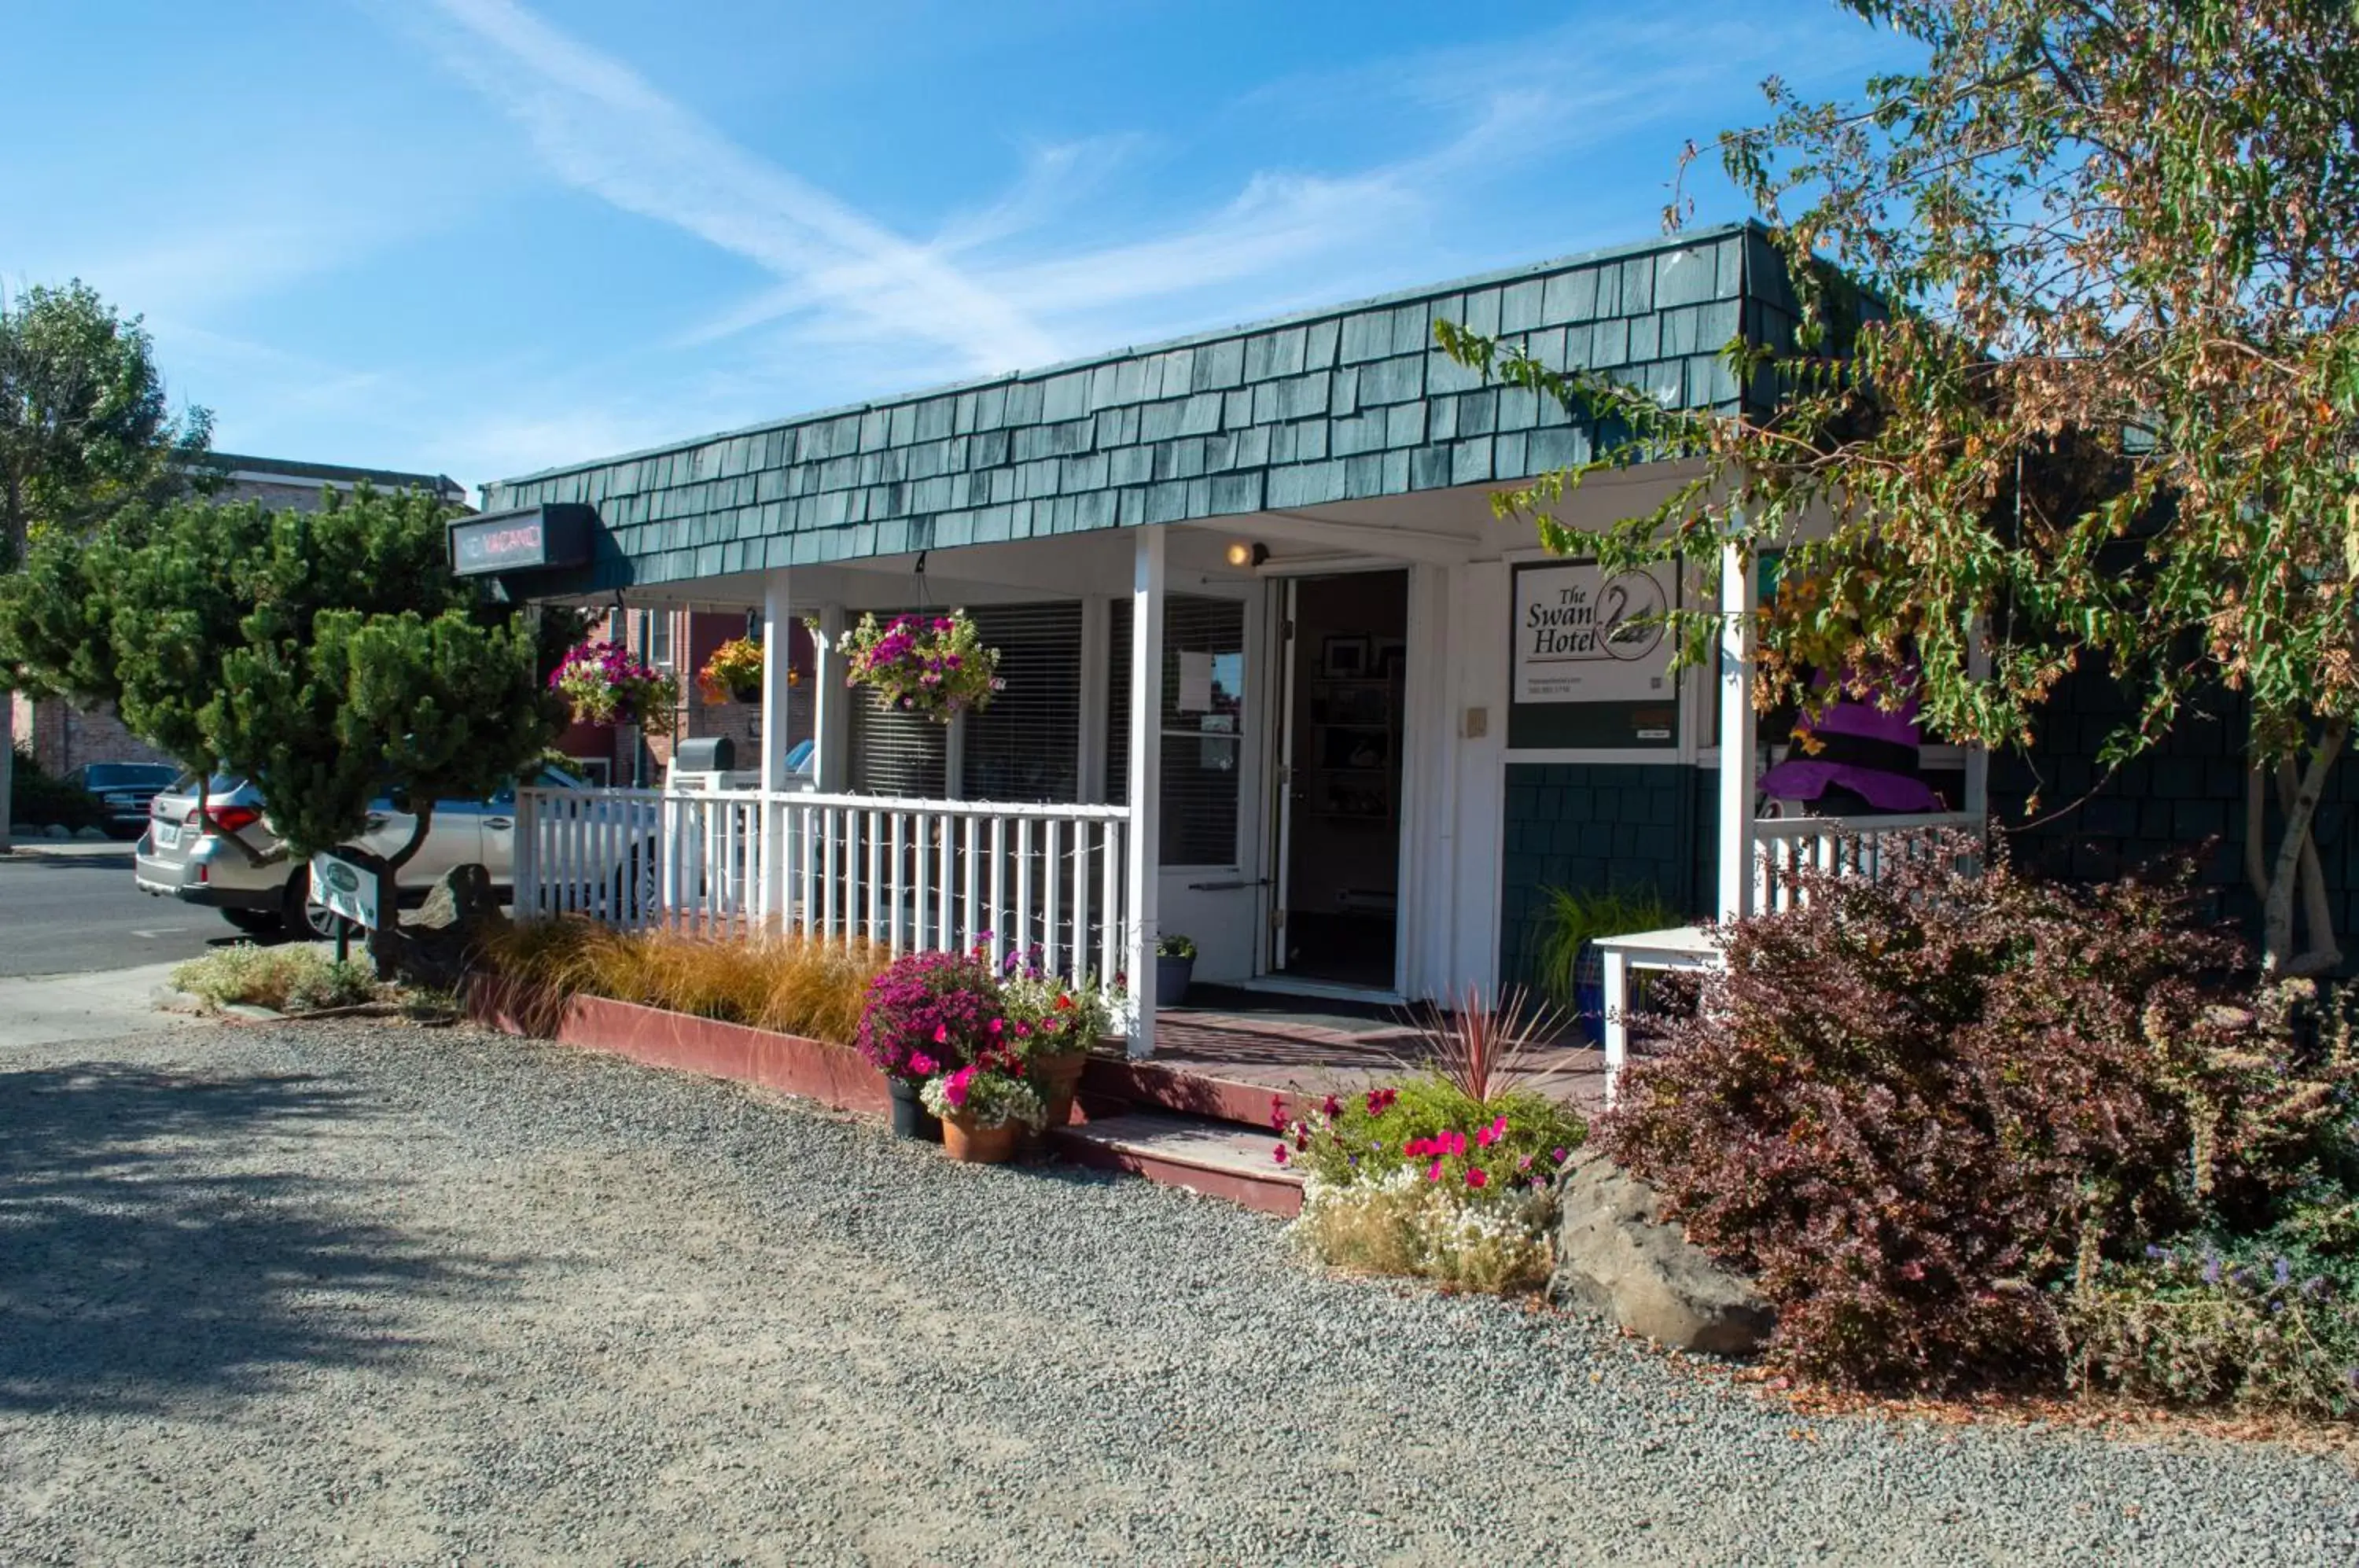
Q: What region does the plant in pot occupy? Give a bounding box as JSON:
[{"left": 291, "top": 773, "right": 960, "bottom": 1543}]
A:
[
  {"left": 697, "top": 635, "right": 774, "bottom": 705},
  {"left": 1155, "top": 933, "right": 1196, "bottom": 1007},
  {"left": 853, "top": 948, "right": 1007, "bottom": 1140},
  {"left": 550, "top": 640, "right": 682, "bottom": 734},
  {"left": 837, "top": 609, "right": 1003, "bottom": 724},
  {"left": 1001, "top": 947, "right": 1117, "bottom": 1141},
  {"left": 920, "top": 1062, "right": 1044, "bottom": 1165}
]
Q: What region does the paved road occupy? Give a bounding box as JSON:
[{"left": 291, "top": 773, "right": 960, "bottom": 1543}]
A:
[{"left": 0, "top": 846, "right": 260, "bottom": 977}]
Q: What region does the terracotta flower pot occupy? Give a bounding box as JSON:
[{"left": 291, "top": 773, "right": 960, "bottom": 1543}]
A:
[
  {"left": 942, "top": 1113, "right": 1020, "bottom": 1165},
  {"left": 1029, "top": 1051, "right": 1088, "bottom": 1132}
]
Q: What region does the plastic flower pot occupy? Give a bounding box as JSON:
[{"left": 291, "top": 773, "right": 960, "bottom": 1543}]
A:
[
  {"left": 727, "top": 680, "right": 761, "bottom": 705},
  {"left": 1155, "top": 953, "right": 1194, "bottom": 1008},
  {"left": 887, "top": 1077, "right": 942, "bottom": 1142},
  {"left": 1018, "top": 1051, "right": 1088, "bottom": 1156},
  {"left": 941, "top": 1113, "right": 1019, "bottom": 1165}
]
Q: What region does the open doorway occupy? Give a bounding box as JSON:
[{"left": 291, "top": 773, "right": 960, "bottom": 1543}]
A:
[{"left": 1271, "top": 569, "right": 1408, "bottom": 990}]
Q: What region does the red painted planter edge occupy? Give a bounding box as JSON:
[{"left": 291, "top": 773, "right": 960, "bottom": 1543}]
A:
[{"left": 462, "top": 973, "right": 891, "bottom": 1117}]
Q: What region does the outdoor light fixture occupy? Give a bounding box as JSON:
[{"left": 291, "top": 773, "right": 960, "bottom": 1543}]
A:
[{"left": 1225, "top": 540, "right": 1270, "bottom": 568}]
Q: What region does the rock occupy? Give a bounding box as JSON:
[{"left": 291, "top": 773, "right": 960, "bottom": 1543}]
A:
[
  {"left": 74, "top": 826, "right": 110, "bottom": 841},
  {"left": 42, "top": 824, "right": 72, "bottom": 840},
  {"left": 414, "top": 863, "right": 500, "bottom": 932},
  {"left": 1550, "top": 1154, "right": 1775, "bottom": 1356}
]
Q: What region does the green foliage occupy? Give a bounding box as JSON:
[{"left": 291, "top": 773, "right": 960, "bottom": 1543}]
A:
[
  {"left": 1276, "top": 1073, "right": 1584, "bottom": 1295},
  {"left": 0, "top": 278, "right": 213, "bottom": 561},
  {"left": 1156, "top": 933, "right": 1196, "bottom": 959},
  {"left": 171, "top": 944, "right": 379, "bottom": 1014},
  {"left": 1528, "top": 885, "right": 1681, "bottom": 1010},
  {"left": 0, "top": 486, "right": 578, "bottom": 882},
  {"left": 2065, "top": 1204, "right": 2359, "bottom": 1422},
  {"left": 6, "top": 744, "right": 108, "bottom": 831},
  {"left": 1435, "top": 0, "right": 2359, "bottom": 971}
]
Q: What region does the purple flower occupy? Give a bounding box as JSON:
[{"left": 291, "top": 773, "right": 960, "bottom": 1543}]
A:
[{"left": 2202, "top": 1256, "right": 2222, "bottom": 1286}]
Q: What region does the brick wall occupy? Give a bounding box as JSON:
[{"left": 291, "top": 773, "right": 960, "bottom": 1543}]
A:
[{"left": 23, "top": 696, "right": 175, "bottom": 775}]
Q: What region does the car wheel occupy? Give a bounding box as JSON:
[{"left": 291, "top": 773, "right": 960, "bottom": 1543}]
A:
[
  {"left": 221, "top": 907, "right": 284, "bottom": 937},
  {"left": 284, "top": 867, "right": 351, "bottom": 942}
]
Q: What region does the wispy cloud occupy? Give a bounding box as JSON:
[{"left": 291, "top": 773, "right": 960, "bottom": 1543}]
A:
[{"left": 413, "top": 0, "right": 1061, "bottom": 374}]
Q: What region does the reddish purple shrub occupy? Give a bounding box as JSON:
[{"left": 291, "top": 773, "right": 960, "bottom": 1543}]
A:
[
  {"left": 1599, "top": 837, "right": 2351, "bottom": 1393},
  {"left": 853, "top": 948, "right": 1010, "bottom": 1084}
]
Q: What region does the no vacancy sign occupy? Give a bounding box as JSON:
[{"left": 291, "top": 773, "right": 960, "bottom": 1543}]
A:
[{"left": 1511, "top": 561, "right": 1676, "bottom": 705}]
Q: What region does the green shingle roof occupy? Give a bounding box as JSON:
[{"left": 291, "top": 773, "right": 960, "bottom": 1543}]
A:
[{"left": 485, "top": 223, "right": 1797, "bottom": 590}]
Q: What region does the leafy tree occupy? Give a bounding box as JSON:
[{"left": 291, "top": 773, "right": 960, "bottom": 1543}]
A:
[
  {"left": 0, "top": 280, "right": 215, "bottom": 851},
  {"left": 1437, "top": 0, "right": 2359, "bottom": 974},
  {"left": 0, "top": 485, "right": 579, "bottom": 969}
]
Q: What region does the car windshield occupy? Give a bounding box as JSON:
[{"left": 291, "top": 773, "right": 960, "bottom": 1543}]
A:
[
  {"left": 84, "top": 764, "right": 178, "bottom": 787},
  {"left": 169, "top": 772, "right": 247, "bottom": 795}
]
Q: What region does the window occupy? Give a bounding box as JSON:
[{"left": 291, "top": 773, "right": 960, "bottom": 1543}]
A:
[
  {"left": 962, "top": 602, "right": 1082, "bottom": 803},
  {"left": 1108, "top": 594, "right": 1247, "bottom": 865},
  {"left": 649, "top": 609, "right": 675, "bottom": 668}
]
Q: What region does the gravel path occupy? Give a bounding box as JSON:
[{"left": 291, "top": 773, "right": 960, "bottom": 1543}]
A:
[{"left": 1, "top": 1018, "right": 2352, "bottom": 1566}]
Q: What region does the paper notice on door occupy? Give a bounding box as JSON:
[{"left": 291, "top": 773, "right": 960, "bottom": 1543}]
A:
[{"left": 1177, "top": 650, "right": 1213, "bottom": 712}]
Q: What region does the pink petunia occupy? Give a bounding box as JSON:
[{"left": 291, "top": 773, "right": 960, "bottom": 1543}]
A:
[
  {"left": 1273, "top": 1143, "right": 1290, "bottom": 1166},
  {"left": 944, "top": 1066, "right": 975, "bottom": 1108},
  {"left": 1426, "top": 1158, "right": 1444, "bottom": 1182},
  {"left": 908, "top": 1051, "right": 938, "bottom": 1077},
  {"left": 1466, "top": 1168, "right": 1489, "bottom": 1189}
]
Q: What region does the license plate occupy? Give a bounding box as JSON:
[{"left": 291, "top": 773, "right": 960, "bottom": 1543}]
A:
[{"left": 153, "top": 823, "right": 180, "bottom": 849}]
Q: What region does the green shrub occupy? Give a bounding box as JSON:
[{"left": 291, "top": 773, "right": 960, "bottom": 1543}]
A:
[
  {"left": 172, "top": 944, "right": 379, "bottom": 1013},
  {"left": 8, "top": 744, "right": 110, "bottom": 832},
  {"left": 1599, "top": 840, "right": 2357, "bottom": 1395},
  {"left": 2064, "top": 1210, "right": 2359, "bottom": 1421}
]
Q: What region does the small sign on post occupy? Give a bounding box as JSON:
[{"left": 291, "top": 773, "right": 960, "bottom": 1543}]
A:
[{"left": 311, "top": 852, "right": 379, "bottom": 931}]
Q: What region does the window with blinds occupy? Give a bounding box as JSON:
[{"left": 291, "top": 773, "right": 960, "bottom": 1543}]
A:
[
  {"left": 848, "top": 609, "right": 948, "bottom": 797},
  {"left": 962, "top": 602, "right": 1082, "bottom": 803},
  {"left": 1106, "top": 594, "right": 1246, "bottom": 865}
]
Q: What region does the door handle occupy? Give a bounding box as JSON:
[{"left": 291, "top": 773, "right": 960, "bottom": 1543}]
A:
[{"left": 485, "top": 818, "right": 513, "bottom": 830}]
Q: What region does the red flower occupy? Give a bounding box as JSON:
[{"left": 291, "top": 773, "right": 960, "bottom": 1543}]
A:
[
  {"left": 1268, "top": 1095, "right": 1289, "bottom": 1132},
  {"left": 1322, "top": 1094, "right": 1342, "bottom": 1121},
  {"left": 1365, "top": 1087, "right": 1397, "bottom": 1117},
  {"left": 1054, "top": 993, "right": 1075, "bottom": 1011},
  {"left": 1466, "top": 1168, "right": 1489, "bottom": 1189},
  {"left": 908, "top": 1051, "right": 938, "bottom": 1077},
  {"left": 1273, "top": 1143, "right": 1290, "bottom": 1166},
  {"left": 1426, "top": 1158, "right": 1444, "bottom": 1182}
]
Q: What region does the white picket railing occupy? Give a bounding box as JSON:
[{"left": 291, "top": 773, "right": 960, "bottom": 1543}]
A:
[
  {"left": 513, "top": 786, "right": 1132, "bottom": 988},
  {"left": 1750, "top": 810, "right": 1982, "bottom": 913}
]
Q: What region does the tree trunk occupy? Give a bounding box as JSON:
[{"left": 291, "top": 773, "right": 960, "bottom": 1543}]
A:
[
  {"left": 363, "top": 806, "right": 435, "bottom": 981},
  {"left": 2263, "top": 718, "right": 2349, "bottom": 975},
  {"left": 0, "top": 692, "right": 13, "bottom": 856}
]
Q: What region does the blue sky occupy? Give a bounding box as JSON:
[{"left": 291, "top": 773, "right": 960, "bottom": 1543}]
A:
[{"left": 2, "top": 1, "right": 1913, "bottom": 495}]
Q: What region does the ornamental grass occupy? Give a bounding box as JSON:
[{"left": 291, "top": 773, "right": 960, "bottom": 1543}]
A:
[{"left": 484, "top": 918, "right": 885, "bottom": 1045}]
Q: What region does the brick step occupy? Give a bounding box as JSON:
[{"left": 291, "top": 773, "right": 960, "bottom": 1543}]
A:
[{"left": 1051, "top": 1110, "right": 1304, "bottom": 1217}]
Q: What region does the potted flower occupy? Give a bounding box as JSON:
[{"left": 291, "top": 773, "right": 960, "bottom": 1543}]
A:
[
  {"left": 550, "top": 641, "right": 682, "bottom": 734},
  {"left": 919, "top": 1063, "right": 1043, "bottom": 1164},
  {"left": 697, "top": 636, "right": 774, "bottom": 705},
  {"left": 853, "top": 948, "right": 1007, "bottom": 1140},
  {"left": 1000, "top": 948, "right": 1117, "bottom": 1139},
  {"left": 1155, "top": 933, "right": 1196, "bottom": 1007},
  {"left": 837, "top": 609, "right": 1003, "bottom": 724}
]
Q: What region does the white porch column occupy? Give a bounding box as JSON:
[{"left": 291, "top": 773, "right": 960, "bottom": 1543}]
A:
[
  {"left": 1124, "top": 528, "right": 1165, "bottom": 1058},
  {"left": 1716, "top": 533, "right": 1757, "bottom": 922},
  {"left": 811, "top": 604, "right": 849, "bottom": 793},
  {"left": 759, "top": 569, "right": 795, "bottom": 925}
]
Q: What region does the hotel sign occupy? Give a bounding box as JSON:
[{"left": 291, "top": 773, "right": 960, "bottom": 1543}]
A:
[
  {"left": 1511, "top": 560, "right": 1676, "bottom": 705},
  {"left": 450, "top": 503, "right": 596, "bottom": 576}
]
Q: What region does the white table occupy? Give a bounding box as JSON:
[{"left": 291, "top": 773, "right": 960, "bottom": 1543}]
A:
[{"left": 1593, "top": 924, "right": 1722, "bottom": 1106}]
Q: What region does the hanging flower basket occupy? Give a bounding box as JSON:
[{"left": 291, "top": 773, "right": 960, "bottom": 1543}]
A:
[
  {"left": 697, "top": 636, "right": 777, "bottom": 705},
  {"left": 550, "top": 640, "right": 682, "bottom": 734},
  {"left": 837, "top": 609, "right": 1003, "bottom": 724}
]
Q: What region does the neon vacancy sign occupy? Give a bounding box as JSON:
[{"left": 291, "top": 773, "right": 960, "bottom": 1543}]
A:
[{"left": 450, "top": 504, "right": 594, "bottom": 576}]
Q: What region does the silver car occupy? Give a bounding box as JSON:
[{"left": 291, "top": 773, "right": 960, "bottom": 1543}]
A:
[{"left": 133, "top": 765, "right": 590, "bottom": 937}]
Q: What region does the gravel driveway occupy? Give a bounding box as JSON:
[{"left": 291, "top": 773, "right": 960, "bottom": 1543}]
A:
[{"left": 1, "top": 1018, "right": 2353, "bottom": 1566}]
